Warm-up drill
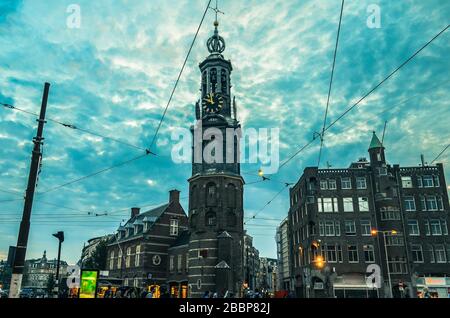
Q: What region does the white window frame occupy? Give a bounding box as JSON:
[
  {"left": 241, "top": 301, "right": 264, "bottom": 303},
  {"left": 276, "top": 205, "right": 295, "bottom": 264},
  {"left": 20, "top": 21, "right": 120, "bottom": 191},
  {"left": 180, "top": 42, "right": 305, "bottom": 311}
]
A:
[
  {"left": 341, "top": 177, "right": 352, "bottom": 189},
  {"left": 177, "top": 254, "right": 182, "bottom": 272},
  {"left": 117, "top": 250, "right": 122, "bottom": 269},
  {"left": 328, "top": 179, "right": 337, "bottom": 190},
  {"left": 363, "top": 245, "right": 375, "bottom": 263},
  {"left": 411, "top": 244, "right": 424, "bottom": 263},
  {"left": 126, "top": 247, "right": 131, "bottom": 268},
  {"left": 430, "top": 220, "right": 442, "bottom": 236},
  {"left": 343, "top": 197, "right": 354, "bottom": 212},
  {"left": 344, "top": 220, "right": 356, "bottom": 236},
  {"left": 109, "top": 251, "right": 115, "bottom": 270},
  {"left": 408, "top": 220, "right": 420, "bottom": 236},
  {"left": 169, "top": 255, "right": 175, "bottom": 272},
  {"left": 435, "top": 245, "right": 447, "bottom": 263},
  {"left": 170, "top": 218, "right": 179, "bottom": 236},
  {"left": 348, "top": 245, "right": 359, "bottom": 263},
  {"left": 401, "top": 176, "right": 412, "bottom": 188},
  {"left": 320, "top": 180, "right": 328, "bottom": 190},
  {"left": 325, "top": 221, "right": 335, "bottom": 236},
  {"left": 404, "top": 196, "right": 416, "bottom": 212},
  {"left": 422, "top": 175, "right": 434, "bottom": 188},
  {"left": 356, "top": 177, "right": 367, "bottom": 189},
  {"left": 135, "top": 245, "right": 141, "bottom": 267},
  {"left": 426, "top": 196, "right": 438, "bottom": 211},
  {"left": 358, "top": 197, "right": 369, "bottom": 212},
  {"left": 360, "top": 219, "right": 372, "bottom": 236}
]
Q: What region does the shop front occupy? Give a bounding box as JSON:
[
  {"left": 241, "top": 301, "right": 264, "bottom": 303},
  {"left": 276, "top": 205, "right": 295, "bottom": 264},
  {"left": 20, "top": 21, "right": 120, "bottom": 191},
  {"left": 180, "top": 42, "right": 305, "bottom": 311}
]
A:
[
  {"left": 169, "top": 281, "right": 188, "bottom": 298},
  {"left": 416, "top": 277, "right": 450, "bottom": 298},
  {"left": 333, "top": 273, "right": 379, "bottom": 298}
]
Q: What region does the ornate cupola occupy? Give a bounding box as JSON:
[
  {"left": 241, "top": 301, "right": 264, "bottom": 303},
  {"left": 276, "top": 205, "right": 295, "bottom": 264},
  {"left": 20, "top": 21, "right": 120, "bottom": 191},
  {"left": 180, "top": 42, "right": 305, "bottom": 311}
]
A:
[{"left": 198, "top": 20, "right": 233, "bottom": 119}]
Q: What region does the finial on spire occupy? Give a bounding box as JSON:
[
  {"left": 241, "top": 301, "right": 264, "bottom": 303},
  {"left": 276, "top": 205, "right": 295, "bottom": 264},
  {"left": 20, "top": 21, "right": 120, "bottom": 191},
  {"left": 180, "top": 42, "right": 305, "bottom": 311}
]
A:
[{"left": 207, "top": 0, "right": 226, "bottom": 54}]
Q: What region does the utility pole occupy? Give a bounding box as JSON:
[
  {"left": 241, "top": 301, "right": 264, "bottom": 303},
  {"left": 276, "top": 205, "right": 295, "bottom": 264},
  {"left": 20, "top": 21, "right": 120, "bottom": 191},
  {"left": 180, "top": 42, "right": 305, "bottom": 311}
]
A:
[{"left": 9, "top": 82, "right": 50, "bottom": 298}]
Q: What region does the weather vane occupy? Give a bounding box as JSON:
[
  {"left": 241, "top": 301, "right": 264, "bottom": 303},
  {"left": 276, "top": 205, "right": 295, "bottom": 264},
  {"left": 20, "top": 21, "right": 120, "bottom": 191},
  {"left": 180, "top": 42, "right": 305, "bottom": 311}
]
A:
[{"left": 209, "top": 0, "right": 224, "bottom": 24}]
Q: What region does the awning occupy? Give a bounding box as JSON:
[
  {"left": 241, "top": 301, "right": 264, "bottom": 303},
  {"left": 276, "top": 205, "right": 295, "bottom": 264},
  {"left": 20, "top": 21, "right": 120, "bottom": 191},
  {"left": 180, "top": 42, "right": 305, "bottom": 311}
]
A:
[{"left": 333, "top": 273, "right": 370, "bottom": 289}]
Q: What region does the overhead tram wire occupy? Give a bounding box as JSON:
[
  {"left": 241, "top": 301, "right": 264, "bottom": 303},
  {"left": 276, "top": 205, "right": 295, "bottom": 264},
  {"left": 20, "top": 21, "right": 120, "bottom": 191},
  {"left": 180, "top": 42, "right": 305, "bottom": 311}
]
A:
[
  {"left": 9, "top": 1, "right": 213, "bottom": 197},
  {"left": 431, "top": 144, "right": 450, "bottom": 164},
  {"left": 0, "top": 102, "right": 153, "bottom": 154},
  {"left": 148, "top": 0, "right": 213, "bottom": 149},
  {"left": 279, "top": 24, "right": 450, "bottom": 171},
  {"left": 317, "top": 0, "right": 345, "bottom": 168},
  {"left": 244, "top": 183, "right": 290, "bottom": 226}
]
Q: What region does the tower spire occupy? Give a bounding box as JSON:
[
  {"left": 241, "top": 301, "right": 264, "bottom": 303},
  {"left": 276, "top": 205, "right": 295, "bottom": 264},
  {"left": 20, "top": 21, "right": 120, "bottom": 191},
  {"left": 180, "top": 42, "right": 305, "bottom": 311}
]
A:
[{"left": 207, "top": 0, "right": 226, "bottom": 54}]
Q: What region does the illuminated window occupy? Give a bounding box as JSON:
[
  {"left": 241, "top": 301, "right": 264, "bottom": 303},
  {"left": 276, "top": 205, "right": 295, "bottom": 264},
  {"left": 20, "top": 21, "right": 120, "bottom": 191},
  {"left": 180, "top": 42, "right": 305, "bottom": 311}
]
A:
[
  {"left": 135, "top": 245, "right": 141, "bottom": 267},
  {"left": 343, "top": 198, "right": 354, "bottom": 212},
  {"left": 401, "top": 176, "right": 412, "bottom": 188},
  {"left": 358, "top": 197, "right": 369, "bottom": 212},
  {"left": 126, "top": 247, "right": 131, "bottom": 268}
]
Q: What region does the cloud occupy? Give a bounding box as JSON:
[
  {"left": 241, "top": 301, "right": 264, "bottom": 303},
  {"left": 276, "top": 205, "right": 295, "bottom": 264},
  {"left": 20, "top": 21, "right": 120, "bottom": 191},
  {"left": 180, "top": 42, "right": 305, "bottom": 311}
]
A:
[{"left": 0, "top": 0, "right": 449, "bottom": 262}]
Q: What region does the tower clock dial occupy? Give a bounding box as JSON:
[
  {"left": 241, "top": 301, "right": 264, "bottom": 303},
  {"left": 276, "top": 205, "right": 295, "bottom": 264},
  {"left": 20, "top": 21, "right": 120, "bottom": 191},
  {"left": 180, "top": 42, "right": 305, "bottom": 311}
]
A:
[{"left": 202, "top": 93, "right": 224, "bottom": 114}]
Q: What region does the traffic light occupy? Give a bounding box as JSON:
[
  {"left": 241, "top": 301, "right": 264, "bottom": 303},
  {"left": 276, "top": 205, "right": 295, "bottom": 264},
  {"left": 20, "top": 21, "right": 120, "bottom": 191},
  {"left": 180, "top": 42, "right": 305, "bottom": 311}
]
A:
[{"left": 53, "top": 231, "right": 64, "bottom": 243}]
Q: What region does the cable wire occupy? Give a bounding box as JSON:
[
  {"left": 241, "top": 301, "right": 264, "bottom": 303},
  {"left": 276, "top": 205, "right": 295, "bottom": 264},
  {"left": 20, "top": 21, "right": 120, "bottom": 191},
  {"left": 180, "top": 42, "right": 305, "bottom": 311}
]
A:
[
  {"left": 149, "top": 0, "right": 212, "bottom": 149},
  {"left": 280, "top": 24, "right": 450, "bottom": 170},
  {"left": 318, "top": 0, "right": 345, "bottom": 168}
]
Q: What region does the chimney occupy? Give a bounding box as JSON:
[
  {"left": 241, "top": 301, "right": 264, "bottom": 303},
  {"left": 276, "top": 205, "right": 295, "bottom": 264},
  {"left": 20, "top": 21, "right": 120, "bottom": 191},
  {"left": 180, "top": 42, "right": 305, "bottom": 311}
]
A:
[
  {"left": 131, "top": 207, "right": 140, "bottom": 218},
  {"left": 169, "top": 189, "right": 180, "bottom": 204}
]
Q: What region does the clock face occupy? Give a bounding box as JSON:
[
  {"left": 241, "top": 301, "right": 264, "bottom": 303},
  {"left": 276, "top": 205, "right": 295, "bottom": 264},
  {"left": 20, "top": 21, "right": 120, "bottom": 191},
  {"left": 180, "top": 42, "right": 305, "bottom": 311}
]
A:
[{"left": 202, "top": 93, "right": 224, "bottom": 114}]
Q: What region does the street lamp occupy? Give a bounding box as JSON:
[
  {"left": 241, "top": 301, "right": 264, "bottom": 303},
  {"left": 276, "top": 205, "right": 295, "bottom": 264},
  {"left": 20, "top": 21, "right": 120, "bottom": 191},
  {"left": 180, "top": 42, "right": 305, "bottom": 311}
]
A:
[
  {"left": 371, "top": 229, "right": 397, "bottom": 298},
  {"left": 52, "top": 231, "right": 64, "bottom": 298}
]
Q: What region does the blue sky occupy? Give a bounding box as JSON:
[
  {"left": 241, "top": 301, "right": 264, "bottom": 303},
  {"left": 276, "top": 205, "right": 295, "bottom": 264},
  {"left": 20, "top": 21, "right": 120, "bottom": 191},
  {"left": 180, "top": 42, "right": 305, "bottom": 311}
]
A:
[{"left": 0, "top": 0, "right": 449, "bottom": 264}]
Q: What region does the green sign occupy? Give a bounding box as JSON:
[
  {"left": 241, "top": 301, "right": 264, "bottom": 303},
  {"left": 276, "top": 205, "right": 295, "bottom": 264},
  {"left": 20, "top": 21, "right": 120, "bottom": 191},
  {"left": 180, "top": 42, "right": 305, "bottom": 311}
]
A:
[{"left": 79, "top": 270, "right": 99, "bottom": 298}]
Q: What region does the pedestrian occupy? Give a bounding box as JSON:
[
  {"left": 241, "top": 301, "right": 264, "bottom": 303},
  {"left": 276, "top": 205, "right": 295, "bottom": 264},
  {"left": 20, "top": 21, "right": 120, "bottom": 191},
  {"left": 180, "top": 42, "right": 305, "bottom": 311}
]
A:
[
  {"left": 146, "top": 287, "right": 155, "bottom": 298},
  {"left": 203, "top": 291, "right": 210, "bottom": 298},
  {"left": 160, "top": 286, "right": 170, "bottom": 298},
  {"left": 104, "top": 285, "right": 113, "bottom": 298}
]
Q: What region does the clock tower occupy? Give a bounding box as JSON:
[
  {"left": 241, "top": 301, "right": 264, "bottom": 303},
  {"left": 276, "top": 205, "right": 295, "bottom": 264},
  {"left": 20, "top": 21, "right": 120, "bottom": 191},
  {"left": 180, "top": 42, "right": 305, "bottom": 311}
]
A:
[{"left": 187, "top": 18, "right": 244, "bottom": 297}]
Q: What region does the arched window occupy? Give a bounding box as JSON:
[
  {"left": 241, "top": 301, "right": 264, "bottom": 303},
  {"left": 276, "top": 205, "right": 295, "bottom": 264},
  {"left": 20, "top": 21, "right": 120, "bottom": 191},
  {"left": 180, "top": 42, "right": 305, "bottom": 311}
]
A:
[
  {"left": 227, "top": 183, "right": 236, "bottom": 208},
  {"left": 190, "top": 185, "right": 198, "bottom": 209},
  {"left": 202, "top": 71, "right": 207, "bottom": 97},
  {"left": 227, "top": 210, "right": 237, "bottom": 227},
  {"left": 206, "top": 182, "right": 217, "bottom": 207},
  {"left": 210, "top": 68, "right": 217, "bottom": 92},
  {"left": 206, "top": 211, "right": 216, "bottom": 226},
  {"left": 221, "top": 69, "right": 228, "bottom": 94},
  {"left": 190, "top": 212, "right": 197, "bottom": 229}
]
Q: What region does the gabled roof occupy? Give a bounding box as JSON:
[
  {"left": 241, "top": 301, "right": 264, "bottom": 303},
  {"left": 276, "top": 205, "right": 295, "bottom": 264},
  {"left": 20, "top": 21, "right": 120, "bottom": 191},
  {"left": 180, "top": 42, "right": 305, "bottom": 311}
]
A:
[
  {"left": 124, "top": 203, "right": 169, "bottom": 227},
  {"left": 369, "top": 131, "right": 383, "bottom": 149},
  {"left": 217, "top": 231, "right": 232, "bottom": 239},
  {"left": 215, "top": 260, "right": 231, "bottom": 269},
  {"left": 114, "top": 203, "right": 170, "bottom": 242}
]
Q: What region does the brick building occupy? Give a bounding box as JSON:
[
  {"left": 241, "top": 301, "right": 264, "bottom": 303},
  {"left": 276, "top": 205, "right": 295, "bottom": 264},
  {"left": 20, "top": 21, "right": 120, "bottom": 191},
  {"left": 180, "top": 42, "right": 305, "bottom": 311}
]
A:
[
  {"left": 288, "top": 132, "right": 450, "bottom": 298},
  {"left": 106, "top": 190, "right": 188, "bottom": 294}
]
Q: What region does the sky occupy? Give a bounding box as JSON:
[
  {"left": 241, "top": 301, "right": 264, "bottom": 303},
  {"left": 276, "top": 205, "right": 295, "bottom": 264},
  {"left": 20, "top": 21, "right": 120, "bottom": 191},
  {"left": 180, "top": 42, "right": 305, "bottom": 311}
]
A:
[{"left": 0, "top": 0, "right": 449, "bottom": 264}]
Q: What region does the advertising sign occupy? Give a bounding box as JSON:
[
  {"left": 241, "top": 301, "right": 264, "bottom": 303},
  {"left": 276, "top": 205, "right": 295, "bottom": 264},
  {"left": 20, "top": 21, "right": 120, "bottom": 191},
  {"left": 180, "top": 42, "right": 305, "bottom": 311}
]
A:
[{"left": 78, "top": 270, "right": 99, "bottom": 298}]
